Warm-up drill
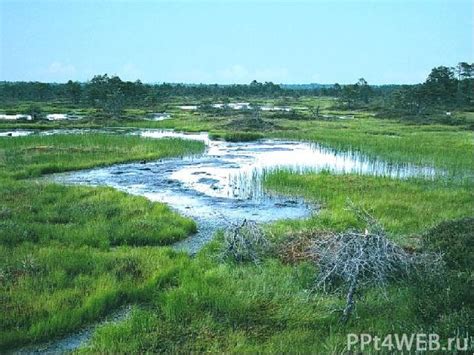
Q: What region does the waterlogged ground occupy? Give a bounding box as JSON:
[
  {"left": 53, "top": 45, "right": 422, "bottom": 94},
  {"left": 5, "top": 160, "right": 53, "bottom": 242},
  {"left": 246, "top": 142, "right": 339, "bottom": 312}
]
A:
[
  {"left": 53, "top": 131, "right": 313, "bottom": 253},
  {"left": 50, "top": 129, "right": 440, "bottom": 253},
  {"left": 3, "top": 128, "right": 441, "bottom": 252},
  {"left": 14, "top": 306, "right": 132, "bottom": 354},
  {"left": 5, "top": 128, "right": 445, "bottom": 352},
  {"left": 0, "top": 128, "right": 130, "bottom": 137},
  {"left": 0, "top": 130, "right": 34, "bottom": 137}
]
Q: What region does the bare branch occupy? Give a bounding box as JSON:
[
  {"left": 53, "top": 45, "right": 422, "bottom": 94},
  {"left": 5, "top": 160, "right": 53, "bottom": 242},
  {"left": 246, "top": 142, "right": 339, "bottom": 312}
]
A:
[
  {"left": 309, "top": 202, "right": 429, "bottom": 323},
  {"left": 220, "top": 219, "right": 271, "bottom": 264}
]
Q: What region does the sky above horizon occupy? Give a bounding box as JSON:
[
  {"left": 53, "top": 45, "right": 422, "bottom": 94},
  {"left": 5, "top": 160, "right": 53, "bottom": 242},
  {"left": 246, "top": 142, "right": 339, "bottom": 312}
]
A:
[{"left": 1, "top": 0, "right": 473, "bottom": 85}]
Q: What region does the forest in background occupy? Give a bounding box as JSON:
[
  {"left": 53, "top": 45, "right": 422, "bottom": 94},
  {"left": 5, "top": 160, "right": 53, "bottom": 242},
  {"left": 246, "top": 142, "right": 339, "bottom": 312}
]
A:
[{"left": 1, "top": 63, "right": 472, "bottom": 123}]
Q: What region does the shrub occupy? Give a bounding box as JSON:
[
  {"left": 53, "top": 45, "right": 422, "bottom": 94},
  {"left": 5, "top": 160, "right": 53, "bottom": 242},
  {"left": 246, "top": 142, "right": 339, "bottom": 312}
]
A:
[
  {"left": 220, "top": 220, "right": 271, "bottom": 263},
  {"left": 422, "top": 217, "right": 474, "bottom": 271},
  {"left": 410, "top": 217, "right": 474, "bottom": 335}
]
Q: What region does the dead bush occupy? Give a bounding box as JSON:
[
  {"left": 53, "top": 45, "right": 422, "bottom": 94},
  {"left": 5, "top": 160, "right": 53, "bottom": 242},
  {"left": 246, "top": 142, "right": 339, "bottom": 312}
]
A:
[
  {"left": 277, "top": 230, "right": 320, "bottom": 264},
  {"left": 309, "top": 201, "right": 442, "bottom": 323},
  {"left": 220, "top": 219, "right": 271, "bottom": 264}
]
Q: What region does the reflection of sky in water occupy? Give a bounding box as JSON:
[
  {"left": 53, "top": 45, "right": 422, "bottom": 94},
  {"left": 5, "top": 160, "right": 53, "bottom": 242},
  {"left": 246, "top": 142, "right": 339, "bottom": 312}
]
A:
[
  {"left": 0, "top": 128, "right": 133, "bottom": 138},
  {"left": 140, "top": 130, "right": 438, "bottom": 200},
  {"left": 49, "top": 128, "right": 443, "bottom": 252},
  {"left": 0, "top": 130, "right": 35, "bottom": 137}
]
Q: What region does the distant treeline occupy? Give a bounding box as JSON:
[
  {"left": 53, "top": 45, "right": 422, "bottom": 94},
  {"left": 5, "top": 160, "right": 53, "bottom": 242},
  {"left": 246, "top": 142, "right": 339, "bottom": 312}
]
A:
[
  {"left": 0, "top": 78, "right": 352, "bottom": 105},
  {"left": 385, "top": 63, "right": 474, "bottom": 115},
  {"left": 0, "top": 62, "right": 472, "bottom": 118},
  {"left": 0, "top": 77, "right": 403, "bottom": 104}
]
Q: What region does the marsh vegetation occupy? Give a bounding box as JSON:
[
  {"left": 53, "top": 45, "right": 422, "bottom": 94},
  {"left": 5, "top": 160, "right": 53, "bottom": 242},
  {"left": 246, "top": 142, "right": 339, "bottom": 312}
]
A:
[
  {"left": 0, "top": 134, "right": 204, "bottom": 349},
  {"left": 0, "top": 68, "right": 473, "bottom": 352}
]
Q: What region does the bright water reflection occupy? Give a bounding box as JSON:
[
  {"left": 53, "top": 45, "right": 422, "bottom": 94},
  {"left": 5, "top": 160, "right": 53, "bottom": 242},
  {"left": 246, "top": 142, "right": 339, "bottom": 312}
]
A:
[{"left": 53, "top": 129, "right": 440, "bottom": 252}]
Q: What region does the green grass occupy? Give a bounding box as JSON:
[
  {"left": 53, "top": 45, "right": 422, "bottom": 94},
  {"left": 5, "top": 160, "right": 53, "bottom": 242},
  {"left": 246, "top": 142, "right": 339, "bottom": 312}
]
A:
[
  {"left": 0, "top": 133, "right": 205, "bottom": 350},
  {"left": 115, "top": 99, "right": 473, "bottom": 174},
  {"left": 81, "top": 206, "right": 473, "bottom": 353},
  {"left": 0, "top": 134, "right": 204, "bottom": 179},
  {"left": 119, "top": 115, "right": 222, "bottom": 132},
  {"left": 82, "top": 243, "right": 470, "bottom": 352},
  {"left": 1, "top": 98, "right": 472, "bottom": 352},
  {"left": 0, "top": 119, "right": 101, "bottom": 130},
  {"left": 4, "top": 97, "right": 472, "bottom": 175},
  {"left": 209, "top": 131, "right": 264, "bottom": 142},
  {"left": 263, "top": 171, "right": 473, "bottom": 245},
  {"left": 1, "top": 245, "right": 190, "bottom": 349},
  {"left": 0, "top": 182, "right": 197, "bottom": 248},
  {"left": 270, "top": 115, "right": 474, "bottom": 175},
  {"left": 146, "top": 113, "right": 473, "bottom": 174}
]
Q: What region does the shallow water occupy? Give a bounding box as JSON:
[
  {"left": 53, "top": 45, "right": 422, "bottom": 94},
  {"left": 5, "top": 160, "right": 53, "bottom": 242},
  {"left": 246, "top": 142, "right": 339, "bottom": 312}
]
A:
[
  {"left": 19, "top": 128, "right": 444, "bottom": 352},
  {"left": 4, "top": 126, "right": 442, "bottom": 253},
  {"left": 261, "top": 105, "right": 291, "bottom": 112},
  {"left": 0, "top": 114, "right": 32, "bottom": 121},
  {"left": 0, "top": 130, "right": 34, "bottom": 137},
  {"left": 0, "top": 113, "right": 83, "bottom": 122},
  {"left": 149, "top": 113, "right": 171, "bottom": 121},
  {"left": 212, "top": 102, "right": 251, "bottom": 110},
  {"left": 53, "top": 131, "right": 314, "bottom": 253},
  {"left": 45, "top": 113, "right": 83, "bottom": 121},
  {"left": 0, "top": 128, "right": 132, "bottom": 138},
  {"left": 178, "top": 105, "right": 198, "bottom": 110},
  {"left": 52, "top": 129, "right": 440, "bottom": 253},
  {"left": 13, "top": 306, "right": 132, "bottom": 354}
]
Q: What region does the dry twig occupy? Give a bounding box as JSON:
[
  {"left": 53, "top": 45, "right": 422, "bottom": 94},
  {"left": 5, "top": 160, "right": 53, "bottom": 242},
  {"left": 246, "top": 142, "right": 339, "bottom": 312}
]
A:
[
  {"left": 310, "top": 202, "right": 417, "bottom": 323},
  {"left": 220, "top": 219, "right": 271, "bottom": 263}
]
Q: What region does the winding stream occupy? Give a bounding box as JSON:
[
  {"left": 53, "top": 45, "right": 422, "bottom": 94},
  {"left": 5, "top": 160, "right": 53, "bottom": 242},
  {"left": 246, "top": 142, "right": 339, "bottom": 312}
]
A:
[
  {"left": 51, "top": 129, "right": 439, "bottom": 253},
  {"left": 5, "top": 128, "right": 441, "bottom": 352},
  {"left": 50, "top": 130, "right": 436, "bottom": 254},
  {"left": 2, "top": 128, "right": 441, "bottom": 254}
]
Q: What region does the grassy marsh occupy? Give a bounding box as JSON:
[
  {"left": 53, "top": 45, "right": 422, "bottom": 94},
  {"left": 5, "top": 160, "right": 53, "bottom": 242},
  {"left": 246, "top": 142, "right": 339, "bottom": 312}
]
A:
[
  {"left": 1, "top": 97, "right": 472, "bottom": 352},
  {"left": 82, "top": 237, "right": 472, "bottom": 352},
  {"left": 209, "top": 131, "right": 264, "bottom": 142},
  {"left": 113, "top": 97, "right": 473, "bottom": 174},
  {"left": 0, "top": 134, "right": 204, "bottom": 179},
  {"left": 264, "top": 171, "right": 473, "bottom": 244},
  {"left": 0, "top": 133, "right": 204, "bottom": 349}
]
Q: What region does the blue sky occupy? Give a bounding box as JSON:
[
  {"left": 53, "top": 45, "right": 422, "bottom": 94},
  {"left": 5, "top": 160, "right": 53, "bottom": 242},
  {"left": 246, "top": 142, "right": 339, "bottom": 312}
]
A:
[{"left": 1, "top": 0, "right": 473, "bottom": 84}]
